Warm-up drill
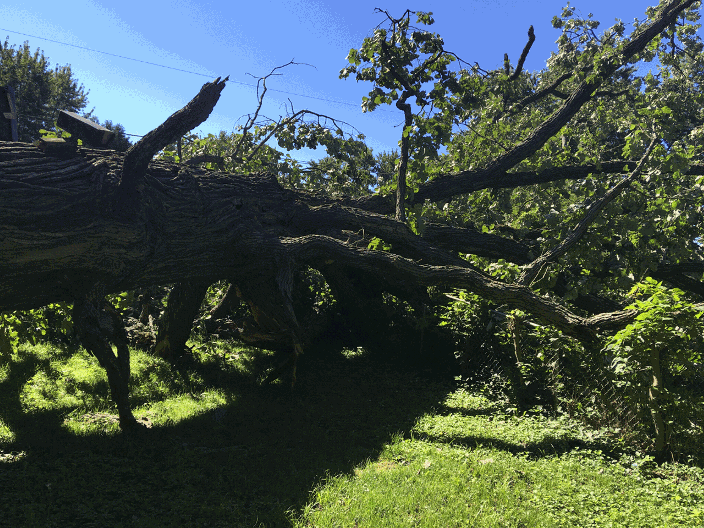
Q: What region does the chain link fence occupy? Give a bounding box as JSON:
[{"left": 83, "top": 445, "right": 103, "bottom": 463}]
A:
[{"left": 455, "top": 310, "right": 704, "bottom": 453}]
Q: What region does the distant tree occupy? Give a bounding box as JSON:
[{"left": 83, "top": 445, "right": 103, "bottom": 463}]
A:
[
  {"left": 0, "top": 38, "right": 89, "bottom": 142},
  {"left": 88, "top": 117, "right": 133, "bottom": 152}
]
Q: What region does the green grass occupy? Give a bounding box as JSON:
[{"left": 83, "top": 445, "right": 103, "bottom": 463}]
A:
[
  {"left": 0, "top": 341, "right": 702, "bottom": 527},
  {"left": 298, "top": 391, "right": 704, "bottom": 527}
]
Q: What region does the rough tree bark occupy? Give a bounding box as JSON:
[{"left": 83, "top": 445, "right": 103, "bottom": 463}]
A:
[{"left": 1, "top": 0, "right": 700, "bottom": 430}]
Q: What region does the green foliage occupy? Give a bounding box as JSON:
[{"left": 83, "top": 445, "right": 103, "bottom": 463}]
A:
[
  {"left": 604, "top": 278, "right": 704, "bottom": 450},
  {"left": 157, "top": 127, "right": 385, "bottom": 197},
  {"left": 442, "top": 276, "right": 704, "bottom": 453},
  {"left": 158, "top": 130, "right": 283, "bottom": 173},
  {"left": 0, "top": 303, "right": 73, "bottom": 356},
  {"left": 0, "top": 38, "right": 90, "bottom": 142},
  {"left": 367, "top": 237, "right": 392, "bottom": 251},
  {"left": 201, "top": 280, "right": 229, "bottom": 309},
  {"left": 341, "top": 9, "right": 482, "bottom": 194},
  {"left": 106, "top": 290, "right": 136, "bottom": 312},
  {"left": 297, "top": 267, "right": 336, "bottom": 314},
  {"left": 433, "top": 3, "right": 704, "bottom": 312},
  {"left": 0, "top": 312, "right": 21, "bottom": 356},
  {"left": 608, "top": 279, "right": 703, "bottom": 374},
  {"left": 2, "top": 38, "right": 129, "bottom": 149}
]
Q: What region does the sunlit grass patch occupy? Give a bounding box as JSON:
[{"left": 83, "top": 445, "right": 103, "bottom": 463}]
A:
[
  {"left": 295, "top": 386, "right": 704, "bottom": 528},
  {"left": 12, "top": 342, "right": 58, "bottom": 362},
  {"left": 441, "top": 387, "right": 500, "bottom": 412},
  {"left": 133, "top": 389, "right": 230, "bottom": 427},
  {"left": 0, "top": 416, "right": 15, "bottom": 443},
  {"left": 341, "top": 347, "right": 368, "bottom": 359},
  {"left": 528, "top": 452, "right": 704, "bottom": 527},
  {"left": 412, "top": 410, "right": 576, "bottom": 449},
  {"left": 188, "top": 337, "right": 271, "bottom": 368},
  {"left": 62, "top": 410, "right": 121, "bottom": 436},
  {"left": 129, "top": 351, "right": 189, "bottom": 403},
  {"left": 299, "top": 438, "right": 545, "bottom": 528},
  {"left": 61, "top": 390, "right": 232, "bottom": 435},
  {"left": 20, "top": 351, "right": 110, "bottom": 413},
  {"left": 418, "top": 389, "right": 589, "bottom": 449},
  {"left": 4, "top": 341, "right": 262, "bottom": 439}
]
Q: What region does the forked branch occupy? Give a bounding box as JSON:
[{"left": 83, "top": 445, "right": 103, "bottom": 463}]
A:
[
  {"left": 120, "top": 76, "right": 229, "bottom": 196},
  {"left": 412, "top": 0, "right": 696, "bottom": 207}
]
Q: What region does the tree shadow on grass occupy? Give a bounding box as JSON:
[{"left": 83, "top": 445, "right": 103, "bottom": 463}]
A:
[
  {"left": 433, "top": 404, "right": 504, "bottom": 418},
  {"left": 414, "top": 431, "right": 618, "bottom": 462},
  {"left": 0, "top": 347, "right": 454, "bottom": 528}
]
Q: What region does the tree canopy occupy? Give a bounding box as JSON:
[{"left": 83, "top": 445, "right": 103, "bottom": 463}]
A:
[
  {"left": 0, "top": 38, "right": 132, "bottom": 151},
  {"left": 0, "top": 38, "right": 89, "bottom": 142}
]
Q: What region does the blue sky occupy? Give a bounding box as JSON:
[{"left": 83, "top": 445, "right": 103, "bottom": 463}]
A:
[{"left": 0, "top": 1, "right": 687, "bottom": 163}]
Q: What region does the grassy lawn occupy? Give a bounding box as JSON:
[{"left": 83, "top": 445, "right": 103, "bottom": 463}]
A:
[{"left": 0, "top": 341, "right": 702, "bottom": 527}]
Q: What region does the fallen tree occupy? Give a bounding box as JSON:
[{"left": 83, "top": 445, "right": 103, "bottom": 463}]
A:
[{"left": 1, "top": 0, "right": 703, "bottom": 429}]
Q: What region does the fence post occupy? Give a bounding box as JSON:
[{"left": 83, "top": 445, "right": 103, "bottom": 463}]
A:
[
  {"left": 507, "top": 313, "right": 532, "bottom": 411},
  {"left": 649, "top": 347, "right": 666, "bottom": 452},
  {"left": 0, "top": 85, "right": 19, "bottom": 141}
]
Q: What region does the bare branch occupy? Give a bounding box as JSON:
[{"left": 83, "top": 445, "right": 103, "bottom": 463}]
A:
[
  {"left": 232, "top": 60, "right": 311, "bottom": 162},
  {"left": 509, "top": 25, "right": 536, "bottom": 81},
  {"left": 227, "top": 60, "right": 364, "bottom": 169},
  {"left": 507, "top": 73, "right": 572, "bottom": 115},
  {"left": 120, "top": 76, "right": 228, "bottom": 197},
  {"left": 351, "top": 159, "right": 704, "bottom": 217},
  {"left": 652, "top": 260, "right": 704, "bottom": 298},
  {"left": 652, "top": 269, "right": 704, "bottom": 298},
  {"left": 243, "top": 109, "right": 363, "bottom": 165}
]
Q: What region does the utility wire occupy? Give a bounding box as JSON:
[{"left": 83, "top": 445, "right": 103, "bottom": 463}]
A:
[
  {"left": 0, "top": 28, "right": 391, "bottom": 111},
  {"left": 16, "top": 111, "right": 347, "bottom": 168},
  {"left": 1, "top": 28, "right": 216, "bottom": 78},
  {"left": 1, "top": 27, "right": 400, "bottom": 156}
]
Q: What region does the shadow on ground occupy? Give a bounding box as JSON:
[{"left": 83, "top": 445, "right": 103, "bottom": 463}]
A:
[{"left": 0, "top": 347, "right": 454, "bottom": 527}]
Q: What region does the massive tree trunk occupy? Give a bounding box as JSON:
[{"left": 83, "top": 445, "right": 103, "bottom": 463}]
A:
[
  {"left": 0, "top": 133, "right": 637, "bottom": 429},
  {"left": 0, "top": 138, "right": 637, "bottom": 330},
  {"left": 1, "top": 0, "right": 700, "bottom": 430}
]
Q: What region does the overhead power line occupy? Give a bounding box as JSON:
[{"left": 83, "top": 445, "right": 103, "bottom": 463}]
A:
[
  {"left": 1, "top": 28, "right": 217, "bottom": 78},
  {"left": 0, "top": 28, "right": 387, "bottom": 111}
]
